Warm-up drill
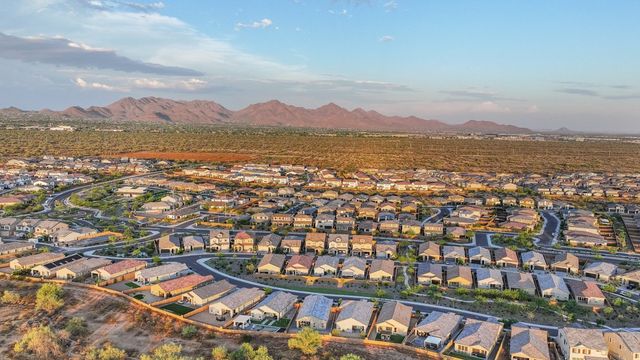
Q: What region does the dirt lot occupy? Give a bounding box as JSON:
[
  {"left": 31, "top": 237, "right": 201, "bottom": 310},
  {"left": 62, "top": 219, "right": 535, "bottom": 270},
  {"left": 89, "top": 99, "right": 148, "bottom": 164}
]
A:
[
  {"left": 0, "top": 280, "right": 421, "bottom": 359},
  {"left": 112, "top": 151, "right": 256, "bottom": 163}
]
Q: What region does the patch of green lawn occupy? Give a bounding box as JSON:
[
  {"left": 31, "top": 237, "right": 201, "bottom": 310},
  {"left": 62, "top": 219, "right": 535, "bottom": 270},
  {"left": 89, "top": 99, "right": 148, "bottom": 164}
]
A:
[
  {"left": 272, "top": 318, "right": 290, "bottom": 328},
  {"left": 125, "top": 282, "right": 140, "bottom": 288},
  {"left": 161, "top": 303, "right": 193, "bottom": 315},
  {"left": 133, "top": 294, "right": 144, "bottom": 300}
]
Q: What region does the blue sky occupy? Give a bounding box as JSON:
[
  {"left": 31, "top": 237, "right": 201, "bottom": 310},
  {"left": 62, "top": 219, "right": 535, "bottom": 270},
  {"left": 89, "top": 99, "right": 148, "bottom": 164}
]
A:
[{"left": 1, "top": 0, "right": 639, "bottom": 132}]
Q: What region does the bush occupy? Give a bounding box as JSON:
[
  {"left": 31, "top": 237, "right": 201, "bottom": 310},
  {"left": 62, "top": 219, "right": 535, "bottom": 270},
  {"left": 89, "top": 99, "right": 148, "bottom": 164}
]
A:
[
  {"left": 288, "top": 327, "right": 322, "bottom": 355},
  {"left": 14, "top": 325, "right": 62, "bottom": 359},
  {"left": 35, "top": 283, "right": 64, "bottom": 312},
  {"left": 1, "top": 290, "right": 20, "bottom": 304},
  {"left": 180, "top": 325, "right": 198, "bottom": 339},
  {"left": 211, "top": 346, "right": 228, "bottom": 360},
  {"left": 86, "top": 343, "right": 127, "bottom": 360},
  {"left": 140, "top": 343, "right": 185, "bottom": 360},
  {"left": 65, "top": 316, "right": 88, "bottom": 337}
]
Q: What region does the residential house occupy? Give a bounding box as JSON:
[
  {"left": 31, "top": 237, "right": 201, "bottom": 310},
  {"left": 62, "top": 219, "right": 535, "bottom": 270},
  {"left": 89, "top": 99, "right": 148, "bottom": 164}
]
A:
[
  {"left": 0, "top": 217, "right": 18, "bottom": 236},
  {"left": 443, "top": 245, "right": 466, "bottom": 264},
  {"left": 494, "top": 247, "right": 520, "bottom": 267},
  {"left": 619, "top": 269, "right": 640, "bottom": 288},
  {"left": 150, "top": 274, "right": 213, "bottom": 298},
  {"left": 271, "top": 213, "right": 294, "bottom": 227},
  {"left": 424, "top": 223, "right": 444, "bottom": 236},
  {"left": 9, "top": 252, "right": 65, "bottom": 270},
  {"left": 257, "top": 233, "right": 282, "bottom": 253},
  {"left": 414, "top": 311, "right": 463, "bottom": 350},
  {"left": 29, "top": 253, "right": 85, "bottom": 278},
  {"left": 285, "top": 254, "right": 314, "bottom": 275},
  {"left": 335, "top": 300, "right": 374, "bottom": 334},
  {"left": 293, "top": 214, "right": 313, "bottom": 229},
  {"left": 351, "top": 235, "right": 374, "bottom": 256},
  {"left": 135, "top": 263, "right": 190, "bottom": 284},
  {"left": 453, "top": 319, "right": 504, "bottom": 359},
  {"left": 369, "top": 259, "right": 395, "bottom": 281},
  {"left": 313, "top": 255, "right": 340, "bottom": 276},
  {"left": 476, "top": 268, "right": 504, "bottom": 290},
  {"left": 183, "top": 235, "right": 205, "bottom": 252},
  {"left": 328, "top": 234, "right": 350, "bottom": 255},
  {"left": 15, "top": 218, "right": 40, "bottom": 234},
  {"left": 357, "top": 220, "right": 378, "bottom": 234},
  {"left": 209, "top": 229, "right": 230, "bottom": 251},
  {"left": 558, "top": 327, "right": 608, "bottom": 360},
  {"left": 54, "top": 257, "right": 112, "bottom": 280},
  {"left": 566, "top": 279, "right": 606, "bottom": 308},
  {"left": 551, "top": 253, "right": 580, "bottom": 274},
  {"left": 341, "top": 256, "right": 367, "bottom": 279},
  {"left": 305, "top": 233, "right": 327, "bottom": 254},
  {"left": 505, "top": 272, "right": 537, "bottom": 296},
  {"left": 91, "top": 259, "right": 146, "bottom": 281},
  {"left": 257, "top": 253, "right": 286, "bottom": 274},
  {"left": 295, "top": 294, "right": 332, "bottom": 330},
  {"left": 379, "top": 220, "right": 400, "bottom": 234},
  {"left": 536, "top": 273, "right": 570, "bottom": 301},
  {"left": 604, "top": 331, "right": 640, "bottom": 360},
  {"left": 416, "top": 263, "right": 445, "bottom": 285},
  {"left": 521, "top": 251, "right": 548, "bottom": 271},
  {"left": 0, "top": 242, "right": 35, "bottom": 256},
  {"left": 375, "top": 301, "right": 412, "bottom": 337},
  {"left": 582, "top": 262, "right": 617, "bottom": 282},
  {"left": 468, "top": 246, "right": 492, "bottom": 265},
  {"left": 181, "top": 280, "right": 236, "bottom": 306},
  {"left": 233, "top": 231, "right": 255, "bottom": 252},
  {"left": 158, "top": 234, "right": 182, "bottom": 254},
  {"left": 281, "top": 236, "right": 304, "bottom": 254},
  {"left": 446, "top": 265, "right": 473, "bottom": 288},
  {"left": 335, "top": 216, "right": 356, "bottom": 232},
  {"left": 418, "top": 242, "right": 442, "bottom": 261},
  {"left": 34, "top": 220, "right": 69, "bottom": 237},
  {"left": 250, "top": 291, "right": 298, "bottom": 320},
  {"left": 375, "top": 241, "right": 397, "bottom": 259},
  {"left": 209, "top": 288, "right": 265, "bottom": 319},
  {"left": 510, "top": 325, "right": 550, "bottom": 360}
]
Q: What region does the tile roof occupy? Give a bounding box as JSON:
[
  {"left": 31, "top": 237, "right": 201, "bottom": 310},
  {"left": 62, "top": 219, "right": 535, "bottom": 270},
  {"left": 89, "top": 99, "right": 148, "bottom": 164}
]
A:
[
  {"left": 254, "top": 290, "right": 297, "bottom": 315},
  {"left": 96, "top": 259, "right": 146, "bottom": 276},
  {"left": 510, "top": 325, "right": 550, "bottom": 360},
  {"left": 377, "top": 301, "right": 411, "bottom": 328},
  {"left": 190, "top": 280, "right": 236, "bottom": 300},
  {"left": 157, "top": 274, "right": 213, "bottom": 293},
  {"left": 414, "top": 311, "right": 463, "bottom": 339},
  {"left": 297, "top": 294, "right": 332, "bottom": 322},
  {"left": 336, "top": 300, "right": 374, "bottom": 326},
  {"left": 455, "top": 319, "right": 503, "bottom": 350},
  {"left": 561, "top": 328, "right": 606, "bottom": 351},
  {"left": 216, "top": 287, "right": 265, "bottom": 309},
  {"left": 137, "top": 262, "right": 189, "bottom": 279}
]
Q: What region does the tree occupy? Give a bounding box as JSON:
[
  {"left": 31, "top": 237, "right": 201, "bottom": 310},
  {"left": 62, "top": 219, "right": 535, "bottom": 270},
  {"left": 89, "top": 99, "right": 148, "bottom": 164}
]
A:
[
  {"left": 288, "top": 327, "right": 322, "bottom": 355},
  {"left": 152, "top": 256, "right": 162, "bottom": 265},
  {"left": 603, "top": 307, "right": 614, "bottom": 316},
  {"left": 35, "top": 283, "right": 64, "bottom": 312},
  {"left": 85, "top": 343, "right": 127, "bottom": 360},
  {"left": 1, "top": 290, "right": 20, "bottom": 304},
  {"left": 340, "top": 354, "right": 363, "bottom": 360},
  {"left": 140, "top": 343, "right": 187, "bottom": 360},
  {"left": 211, "top": 346, "right": 228, "bottom": 360},
  {"left": 14, "top": 325, "right": 62, "bottom": 359}
]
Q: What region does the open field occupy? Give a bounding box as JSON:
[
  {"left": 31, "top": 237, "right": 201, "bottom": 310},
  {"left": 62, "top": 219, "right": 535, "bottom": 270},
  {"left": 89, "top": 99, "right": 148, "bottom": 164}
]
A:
[
  {"left": 0, "top": 280, "right": 415, "bottom": 359},
  {"left": 1, "top": 128, "right": 640, "bottom": 172}
]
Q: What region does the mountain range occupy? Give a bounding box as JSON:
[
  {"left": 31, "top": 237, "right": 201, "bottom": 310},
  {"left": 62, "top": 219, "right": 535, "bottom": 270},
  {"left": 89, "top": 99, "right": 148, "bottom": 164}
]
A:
[{"left": 2, "top": 96, "right": 535, "bottom": 134}]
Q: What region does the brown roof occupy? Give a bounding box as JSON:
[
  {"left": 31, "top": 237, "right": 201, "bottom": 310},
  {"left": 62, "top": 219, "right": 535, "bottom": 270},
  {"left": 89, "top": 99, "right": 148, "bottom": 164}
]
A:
[
  {"left": 97, "top": 259, "right": 146, "bottom": 276},
  {"left": 287, "top": 254, "right": 314, "bottom": 269},
  {"left": 157, "top": 274, "right": 213, "bottom": 293}
]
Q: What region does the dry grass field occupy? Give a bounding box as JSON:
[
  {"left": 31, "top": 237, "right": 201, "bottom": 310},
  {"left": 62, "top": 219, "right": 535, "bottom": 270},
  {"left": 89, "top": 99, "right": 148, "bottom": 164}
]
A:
[{"left": 1, "top": 128, "right": 639, "bottom": 172}]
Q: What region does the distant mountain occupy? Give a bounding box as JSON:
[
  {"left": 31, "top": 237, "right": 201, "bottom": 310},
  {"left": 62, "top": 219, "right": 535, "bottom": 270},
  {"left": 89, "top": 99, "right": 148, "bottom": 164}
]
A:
[{"left": 1, "top": 96, "right": 534, "bottom": 134}]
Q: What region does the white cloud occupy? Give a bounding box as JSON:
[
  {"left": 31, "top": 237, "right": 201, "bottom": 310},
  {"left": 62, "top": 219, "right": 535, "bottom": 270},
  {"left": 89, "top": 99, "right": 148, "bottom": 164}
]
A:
[
  {"left": 235, "top": 18, "right": 273, "bottom": 30},
  {"left": 74, "top": 77, "right": 123, "bottom": 91},
  {"left": 384, "top": 0, "right": 398, "bottom": 12},
  {"left": 379, "top": 35, "right": 394, "bottom": 42}
]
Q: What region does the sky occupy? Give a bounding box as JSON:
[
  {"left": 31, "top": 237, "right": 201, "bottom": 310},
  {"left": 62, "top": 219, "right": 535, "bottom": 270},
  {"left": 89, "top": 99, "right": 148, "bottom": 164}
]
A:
[{"left": 1, "top": 0, "right": 639, "bottom": 132}]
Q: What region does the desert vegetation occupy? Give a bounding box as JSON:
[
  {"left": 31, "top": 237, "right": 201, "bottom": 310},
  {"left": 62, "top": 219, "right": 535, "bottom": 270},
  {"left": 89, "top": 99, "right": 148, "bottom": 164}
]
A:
[{"left": 1, "top": 127, "right": 639, "bottom": 173}]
